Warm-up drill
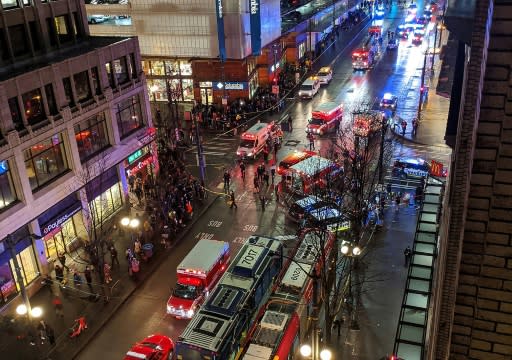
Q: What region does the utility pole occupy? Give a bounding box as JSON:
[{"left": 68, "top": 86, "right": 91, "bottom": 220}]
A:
[
  {"left": 378, "top": 112, "right": 387, "bottom": 184},
  {"left": 417, "top": 35, "right": 429, "bottom": 121},
  {"left": 311, "top": 267, "right": 320, "bottom": 360},
  {"left": 193, "top": 113, "right": 206, "bottom": 183}
]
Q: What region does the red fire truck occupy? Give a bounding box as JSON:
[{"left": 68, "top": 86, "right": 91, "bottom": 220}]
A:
[
  {"left": 166, "top": 239, "right": 230, "bottom": 319},
  {"left": 306, "top": 102, "right": 343, "bottom": 135},
  {"left": 352, "top": 35, "right": 377, "bottom": 70}
]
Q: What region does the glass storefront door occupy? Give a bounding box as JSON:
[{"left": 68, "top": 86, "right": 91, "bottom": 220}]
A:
[{"left": 200, "top": 88, "right": 213, "bottom": 106}]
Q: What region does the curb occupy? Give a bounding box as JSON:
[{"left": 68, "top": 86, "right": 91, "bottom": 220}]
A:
[{"left": 49, "top": 194, "right": 219, "bottom": 360}]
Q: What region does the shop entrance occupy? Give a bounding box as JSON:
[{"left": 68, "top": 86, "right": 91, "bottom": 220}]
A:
[{"left": 200, "top": 88, "right": 213, "bottom": 106}]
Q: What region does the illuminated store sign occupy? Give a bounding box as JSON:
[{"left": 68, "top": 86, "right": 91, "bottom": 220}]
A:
[
  {"left": 250, "top": 0, "right": 261, "bottom": 55},
  {"left": 225, "top": 82, "right": 247, "bottom": 90}
]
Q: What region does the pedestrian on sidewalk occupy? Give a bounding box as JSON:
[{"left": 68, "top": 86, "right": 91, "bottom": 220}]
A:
[
  {"left": 54, "top": 264, "right": 64, "bottom": 287},
  {"left": 412, "top": 118, "right": 419, "bottom": 136},
  {"left": 270, "top": 165, "right": 276, "bottom": 184},
  {"left": 46, "top": 324, "right": 55, "bottom": 346},
  {"left": 72, "top": 269, "right": 82, "bottom": 288},
  {"left": 134, "top": 238, "right": 142, "bottom": 259},
  {"left": 288, "top": 116, "right": 293, "bottom": 131},
  {"left": 104, "top": 263, "right": 112, "bottom": 284},
  {"left": 253, "top": 173, "right": 260, "bottom": 193},
  {"left": 401, "top": 120, "right": 407, "bottom": 136},
  {"left": 52, "top": 295, "right": 64, "bottom": 317},
  {"left": 37, "top": 320, "right": 48, "bottom": 343},
  {"left": 110, "top": 246, "right": 120, "bottom": 268},
  {"left": 58, "top": 253, "right": 69, "bottom": 272},
  {"left": 333, "top": 319, "right": 342, "bottom": 337},
  {"left": 240, "top": 161, "right": 246, "bottom": 180},
  {"left": 274, "top": 184, "right": 279, "bottom": 203},
  {"left": 263, "top": 171, "right": 270, "bottom": 187},
  {"left": 395, "top": 193, "right": 401, "bottom": 213},
  {"left": 223, "top": 169, "right": 231, "bottom": 192},
  {"left": 404, "top": 246, "right": 412, "bottom": 266},
  {"left": 260, "top": 195, "right": 266, "bottom": 211},
  {"left": 84, "top": 265, "right": 94, "bottom": 294},
  {"left": 229, "top": 191, "right": 238, "bottom": 209},
  {"left": 308, "top": 133, "right": 315, "bottom": 150}
]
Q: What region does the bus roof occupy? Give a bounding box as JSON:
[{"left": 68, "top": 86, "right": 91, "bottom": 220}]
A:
[
  {"left": 309, "top": 206, "right": 342, "bottom": 221},
  {"left": 294, "top": 195, "right": 324, "bottom": 209},
  {"left": 177, "top": 240, "right": 229, "bottom": 275},
  {"left": 289, "top": 155, "right": 335, "bottom": 177}
]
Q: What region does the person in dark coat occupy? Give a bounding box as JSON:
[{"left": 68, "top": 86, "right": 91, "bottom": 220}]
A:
[{"left": 84, "top": 265, "right": 94, "bottom": 294}]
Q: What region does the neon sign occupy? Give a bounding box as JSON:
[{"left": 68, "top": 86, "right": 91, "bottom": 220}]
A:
[
  {"left": 127, "top": 149, "right": 143, "bottom": 164},
  {"left": 126, "top": 155, "right": 153, "bottom": 177}
]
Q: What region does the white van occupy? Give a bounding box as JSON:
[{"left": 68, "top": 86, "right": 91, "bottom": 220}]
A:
[
  {"left": 298, "top": 77, "right": 320, "bottom": 99},
  {"left": 236, "top": 122, "right": 271, "bottom": 159}
]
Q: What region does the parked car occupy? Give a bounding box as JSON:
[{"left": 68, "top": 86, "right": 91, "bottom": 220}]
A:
[{"left": 87, "top": 15, "right": 107, "bottom": 24}]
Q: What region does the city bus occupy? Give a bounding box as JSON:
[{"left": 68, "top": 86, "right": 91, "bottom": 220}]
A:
[
  {"left": 174, "top": 235, "right": 284, "bottom": 360},
  {"left": 236, "top": 230, "right": 336, "bottom": 360}
]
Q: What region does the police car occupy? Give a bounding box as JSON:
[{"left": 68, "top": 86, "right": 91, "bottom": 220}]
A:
[
  {"left": 380, "top": 93, "right": 398, "bottom": 111},
  {"left": 392, "top": 158, "right": 447, "bottom": 179}
]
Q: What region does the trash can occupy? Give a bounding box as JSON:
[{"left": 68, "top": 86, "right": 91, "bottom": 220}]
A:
[{"left": 142, "top": 243, "right": 154, "bottom": 258}]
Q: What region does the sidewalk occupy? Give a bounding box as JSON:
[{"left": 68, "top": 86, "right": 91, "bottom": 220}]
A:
[
  {"left": 0, "top": 182, "right": 219, "bottom": 360},
  {"left": 391, "top": 27, "right": 451, "bottom": 148}
]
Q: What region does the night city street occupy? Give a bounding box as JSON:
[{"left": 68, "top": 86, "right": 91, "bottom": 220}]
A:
[{"left": 4, "top": 0, "right": 510, "bottom": 359}]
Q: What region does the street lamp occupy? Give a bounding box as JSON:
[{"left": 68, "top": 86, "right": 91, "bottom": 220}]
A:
[
  {"left": 121, "top": 216, "right": 140, "bottom": 241},
  {"left": 300, "top": 342, "right": 332, "bottom": 360},
  {"left": 341, "top": 240, "right": 363, "bottom": 330}
]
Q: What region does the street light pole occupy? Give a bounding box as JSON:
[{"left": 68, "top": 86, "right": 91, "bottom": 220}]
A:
[
  {"left": 6, "top": 234, "right": 33, "bottom": 323},
  {"left": 417, "top": 36, "right": 429, "bottom": 121},
  {"left": 193, "top": 113, "right": 206, "bottom": 183}
]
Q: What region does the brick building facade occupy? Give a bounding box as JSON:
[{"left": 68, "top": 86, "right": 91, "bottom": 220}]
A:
[{"left": 428, "top": 0, "right": 512, "bottom": 358}]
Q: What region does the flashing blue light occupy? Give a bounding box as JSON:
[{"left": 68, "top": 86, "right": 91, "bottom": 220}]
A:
[
  {"left": 0, "top": 160, "right": 7, "bottom": 175},
  {"left": 376, "top": 10, "right": 385, "bottom": 16}
]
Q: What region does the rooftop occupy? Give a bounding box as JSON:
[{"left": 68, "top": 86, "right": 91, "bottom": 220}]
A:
[{"left": 0, "top": 36, "right": 134, "bottom": 82}]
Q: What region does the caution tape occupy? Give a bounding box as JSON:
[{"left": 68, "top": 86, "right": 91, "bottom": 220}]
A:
[{"left": 202, "top": 186, "right": 230, "bottom": 197}]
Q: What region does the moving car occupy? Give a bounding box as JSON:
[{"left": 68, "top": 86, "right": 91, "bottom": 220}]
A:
[
  {"left": 380, "top": 93, "right": 398, "bottom": 111},
  {"left": 316, "top": 66, "right": 333, "bottom": 85},
  {"left": 87, "top": 15, "right": 107, "bottom": 24},
  {"left": 288, "top": 195, "right": 328, "bottom": 222},
  {"left": 298, "top": 77, "right": 320, "bottom": 99},
  {"left": 396, "top": 24, "right": 411, "bottom": 39},
  {"left": 412, "top": 29, "right": 425, "bottom": 45},
  {"left": 124, "top": 334, "right": 174, "bottom": 360},
  {"left": 392, "top": 158, "right": 448, "bottom": 178}
]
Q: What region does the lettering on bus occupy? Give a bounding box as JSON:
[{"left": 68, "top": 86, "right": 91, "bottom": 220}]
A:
[
  {"left": 208, "top": 220, "right": 223, "bottom": 228},
  {"left": 237, "top": 245, "right": 265, "bottom": 269}
]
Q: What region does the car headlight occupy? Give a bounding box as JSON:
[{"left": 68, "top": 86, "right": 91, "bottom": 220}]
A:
[{"left": 187, "top": 309, "right": 194, "bottom": 318}]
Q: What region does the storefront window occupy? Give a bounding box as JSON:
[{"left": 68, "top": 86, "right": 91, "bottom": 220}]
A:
[
  {"left": 91, "top": 67, "right": 102, "bottom": 96},
  {"left": 141, "top": 60, "right": 151, "bottom": 76},
  {"left": 90, "top": 183, "right": 123, "bottom": 222},
  {"left": 148, "top": 79, "right": 168, "bottom": 102},
  {"left": 114, "top": 57, "right": 129, "bottom": 85},
  {"left": 74, "top": 112, "right": 110, "bottom": 162},
  {"left": 0, "top": 160, "right": 18, "bottom": 212},
  {"left": 0, "top": 261, "right": 16, "bottom": 304},
  {"left": 22, "top": 88, "right": 46, "bottom": 126},
  {"left": 10, "top": 247, "right": 39, "bottom": 288},
  {"left": 45, "top": 83, "right": 58, "bottom": 115},
  {"left": 165, "top": 60, "right": 180, "bottom": 76},
  {"left": 8, "top": 97, "right": 24, "bottom": 131},
  {"left": 63, "top": 77, "right": 75, "bottom": 107},
  {"left": 74, "top": 70, "right": 92, "bottom": 103},
  {"left": 24, "top": 133, "right": 69, "bottom": 191},
  {"left": 298, "top": 42, "right": 306, "bottom": 60},
  {"left": 116, "top": 95, "right": 145, "bottom": 139},
  {"left": 182, "top": 79, "right": 194, "bottom": 101},
  {"left": 43, "top": 212, "right": 84, "bottom": 259},
  {"left": 151, "top": 61, "right": 165, "bottom": 76},
  {"left": 180, "top": 61, "right": 192, "bottom": 76}
]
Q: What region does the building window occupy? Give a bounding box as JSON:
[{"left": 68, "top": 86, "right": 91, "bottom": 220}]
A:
[
  {"left": 62, "top": 77, "right": 75, "bottom": 107},
  {"left": 148, "top": 79, "right": 167, "bottom": 102},
  {"left": 1, "top": 0, "right": 18, "bottom": 9},
  {"left": 180, "top": 61, "right": 192, "bottom": 76},
  {"left": 0, "top": 160, "right": 17, "bottom": 212},
  {"left": 46, "top": 18, "right": 57, "bottom": 47},
  {"left": 43, "top": 212, "right": 85, "bottom": 260},
  {"left": 182, "top": 79, "right": 194, "bottom": 101},
  {"left": 129, "top": 53, "right": 137, "bottom": 79},
  {"left": 0, "top": 260, "right": 16, "bottom": 304},
  {"left": 24, "top": 133, "right": 69, "bottom": 191},
  {"left": 45, "top": 83, "right": 58, "bottom": 116},
  {"left": 74, "top": 71, "right": 92, "bottom": 103},
  {"left": 55, "top": 15, "right": 73, "bottom": 43},
  {"left": 168, "top": 79, "right": 182, "bottom": 101},
  {"left": 73, "top": 12, "right": 84, "bottom": 39},
  {"left": 91, "top": 67, "right": 101, "bottom": 96},
  {"left": 90, "top": 182, "right": 123, "bottom": 222},
  {"left": 141, "top": 60, "right": 151, "bottom": 76},
  {"left": 105, "top": 62, "right": 116, "bottom": 88},
  {"left": 9, "top": 24, "right": 29, "bottom": 57},
  {"left": 29, "top": 22, "right": 41, "bottom": 52},
  {"left": 74, "top": 112, "right": 110, "bottom": 162},
  {"left": 8, "top": 97, "right": 24, "bottom": 131},
  {"left": 116, "top": 95, "right": 144, "bottom": 139},
  {"left": 165, "top": 60, "right": 180, "bottom": 76},
  {"left": 0, "top": 28, "right": 9, "bottom": 60},
  {"left": 113, "top": 57, "right": 129, "bottom": 85},
  {"left": 10, "top": 246, "right": 39, "bottom": 288},
  {"left": 22, "top": 88, "right": 46, "bottom": 126},
  {"left": 151, "top": 61, "right": 165, "bottom": 76}
]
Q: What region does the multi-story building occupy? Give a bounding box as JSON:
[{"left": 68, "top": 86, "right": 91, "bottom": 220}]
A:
[
  {"left": 85, "top": 0, "right": 359, "bottom": 107},
  {"left": 0, "top": 0, "right": 155, "bottom": 306}
]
